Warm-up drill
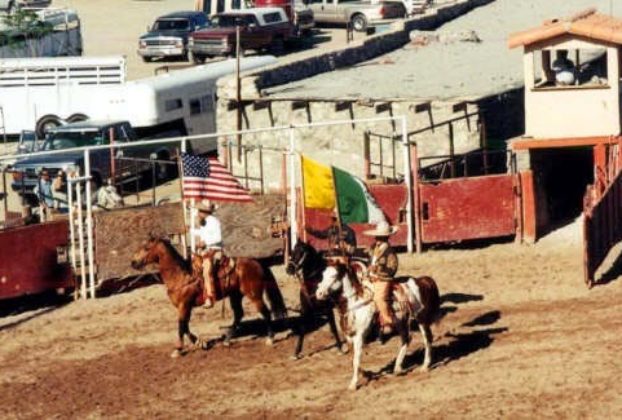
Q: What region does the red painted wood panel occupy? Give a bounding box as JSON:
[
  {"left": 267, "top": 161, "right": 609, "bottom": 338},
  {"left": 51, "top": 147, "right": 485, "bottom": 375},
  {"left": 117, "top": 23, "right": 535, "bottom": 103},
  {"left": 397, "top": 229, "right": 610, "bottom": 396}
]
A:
[
  {"left": 0, "top": 221, "right": 73, "bottom": 299},
  {"left": 419, "top": 174, "right": 517, "bottom": 243},
  {"left": 584, "top": 168, "right": 622, "bottom": 286},
  {"left": 303, "top": 184, "right": 408, "bottom": 250}
]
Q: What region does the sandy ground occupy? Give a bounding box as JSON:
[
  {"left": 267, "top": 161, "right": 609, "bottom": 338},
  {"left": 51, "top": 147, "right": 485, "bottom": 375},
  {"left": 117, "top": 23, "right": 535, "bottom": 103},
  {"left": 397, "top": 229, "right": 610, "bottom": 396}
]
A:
[
  {"left": 1, "top": 219, "right": 621, "bottom": 418},
  {"left": 266, "top": 0, "right": 622, "bottom": 100}
]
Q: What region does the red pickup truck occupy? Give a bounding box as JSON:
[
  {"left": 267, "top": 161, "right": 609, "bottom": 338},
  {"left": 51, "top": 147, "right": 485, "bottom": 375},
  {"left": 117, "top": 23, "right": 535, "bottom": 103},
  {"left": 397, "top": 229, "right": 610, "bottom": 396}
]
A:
[{"left": 188, "top": 7, "right": 292, "bottom": 63}]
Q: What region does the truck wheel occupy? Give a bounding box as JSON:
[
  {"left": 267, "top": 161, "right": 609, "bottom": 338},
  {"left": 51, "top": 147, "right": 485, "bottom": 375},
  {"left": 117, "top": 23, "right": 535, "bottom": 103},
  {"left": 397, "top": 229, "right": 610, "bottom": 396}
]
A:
[
  {"left": 270, "top": 37, "right": 285, "bottom": 56},
  {"left": 192, "top": 53, "right": 206, "bottom": 64},
  {"left": 67, "top": 113, "right": 88, "bottom": 123},
  {"left": 142, "top": 56, "right": 153, "bottom": 63},
  {"left": 351, "top": 14, "right": 368, "bottom": 32},
  {"left": 35, "top": 115, "right": 62, "bottom": 139}
]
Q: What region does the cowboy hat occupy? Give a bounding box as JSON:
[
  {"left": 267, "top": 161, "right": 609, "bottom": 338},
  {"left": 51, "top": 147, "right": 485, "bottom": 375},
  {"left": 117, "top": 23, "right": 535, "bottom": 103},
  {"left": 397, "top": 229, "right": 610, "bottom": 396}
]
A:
[
  {"left": 363, "top": 220, "right": 398, "bottom": 237},
  {"left": 196, "top": 199, "right": 216, "bottom": 213}
]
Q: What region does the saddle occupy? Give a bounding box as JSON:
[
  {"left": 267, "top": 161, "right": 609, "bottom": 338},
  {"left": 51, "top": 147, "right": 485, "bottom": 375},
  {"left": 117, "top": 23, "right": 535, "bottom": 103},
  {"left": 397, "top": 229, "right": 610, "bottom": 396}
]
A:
[
  {"left": 391, "top": 279, "right": 424, "bottom": 316},
  {"left": 190, "top": 253, "right": 237, "bottom": 300}
]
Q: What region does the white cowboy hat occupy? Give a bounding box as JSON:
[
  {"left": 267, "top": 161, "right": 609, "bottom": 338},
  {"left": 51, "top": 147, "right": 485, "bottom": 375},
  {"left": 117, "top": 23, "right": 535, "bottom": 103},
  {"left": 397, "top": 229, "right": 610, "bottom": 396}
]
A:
[
  {"left": 196, "top": 199, "right": 216, "bottom": 213},
  {"left": 363, "top": 220, "right": 398, "bottom": 237}
]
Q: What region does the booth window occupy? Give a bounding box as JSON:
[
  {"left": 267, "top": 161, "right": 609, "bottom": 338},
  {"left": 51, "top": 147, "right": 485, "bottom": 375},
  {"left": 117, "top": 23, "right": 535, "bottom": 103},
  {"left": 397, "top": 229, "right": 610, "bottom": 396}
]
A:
[{"left": 533, "top": 48, "right": 609, "bottom": 89}]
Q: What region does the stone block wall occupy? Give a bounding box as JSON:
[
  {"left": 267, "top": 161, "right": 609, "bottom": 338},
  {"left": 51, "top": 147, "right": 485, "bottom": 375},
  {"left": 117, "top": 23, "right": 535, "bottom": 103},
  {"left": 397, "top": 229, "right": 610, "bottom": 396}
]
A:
[{"left": 217, "top": 99, "right": 481, "bottom": 191}]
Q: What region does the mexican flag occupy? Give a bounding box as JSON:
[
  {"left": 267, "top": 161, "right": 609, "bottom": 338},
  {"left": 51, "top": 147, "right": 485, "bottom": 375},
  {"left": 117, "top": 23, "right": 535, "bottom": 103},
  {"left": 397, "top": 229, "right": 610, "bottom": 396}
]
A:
[{"left": 301, "top": 156, "right": 386, "bottom": 225}]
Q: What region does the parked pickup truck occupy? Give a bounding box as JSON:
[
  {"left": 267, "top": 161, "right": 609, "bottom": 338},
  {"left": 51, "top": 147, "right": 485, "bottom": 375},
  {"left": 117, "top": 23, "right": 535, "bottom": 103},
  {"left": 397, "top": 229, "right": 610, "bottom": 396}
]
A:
[
  {"left": 11, "top": 120, "right": 176, "bottom": 199},
  {"left": 307, "top": 0, "right": 406, "bottom": 32},
  {"left": 188, "top": 7, "right": 292, "bottom": 63},
  {"left": 138, "top": 11, "right": 210, "bottom": 62}
]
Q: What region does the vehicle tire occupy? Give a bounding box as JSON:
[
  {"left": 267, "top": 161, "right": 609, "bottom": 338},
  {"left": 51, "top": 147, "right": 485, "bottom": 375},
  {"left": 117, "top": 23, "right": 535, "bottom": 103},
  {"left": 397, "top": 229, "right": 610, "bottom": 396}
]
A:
[
  {"left": 351, "top": 14, "right": 368, "bottom": 32},
  {"left": 192, "top": 53, "right": 206, "bottom": 64},
  {"left": 35, "top": 115, "right": 62, "bottom": 139},
  {"left": 67, "top": 113, "right": 88, "bottom": 123},
  {"left": 142, "top": 56, "right": 153, "bottom": 63},
  {"left": 269, "top": 37, "right": 285, "bottom": 56}
]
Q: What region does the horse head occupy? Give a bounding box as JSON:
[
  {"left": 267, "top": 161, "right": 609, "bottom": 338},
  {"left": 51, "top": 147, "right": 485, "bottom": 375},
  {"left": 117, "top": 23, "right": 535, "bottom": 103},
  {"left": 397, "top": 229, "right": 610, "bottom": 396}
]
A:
[
  {"left": 315, "top": 263, "right": 348, "bottom": 301},
  {"left": 131, "top": 235, "right": 163, "bottom": 270},
  {"left": 286, "top": 240, "right": 311, "bottom": 276}
]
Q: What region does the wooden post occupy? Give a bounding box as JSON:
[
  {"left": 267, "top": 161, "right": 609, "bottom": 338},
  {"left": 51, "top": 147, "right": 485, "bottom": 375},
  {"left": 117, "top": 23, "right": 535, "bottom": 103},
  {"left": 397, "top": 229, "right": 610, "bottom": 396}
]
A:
[
  {"left": 364, "top": 130, "right": 371, "bottom": 179},
  {"left": 236, "top": 24, "right": 242, "bottom": 163},
  {"left": 411, "top": 143, "right": 422, "bottom": 253}
]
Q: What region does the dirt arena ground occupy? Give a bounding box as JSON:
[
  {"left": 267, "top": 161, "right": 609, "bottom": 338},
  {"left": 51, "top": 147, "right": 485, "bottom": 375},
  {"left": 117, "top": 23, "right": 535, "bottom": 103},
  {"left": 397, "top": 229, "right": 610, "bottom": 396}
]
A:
[{"left": 1, "top": 219, "right": 621, "bottom": 418}]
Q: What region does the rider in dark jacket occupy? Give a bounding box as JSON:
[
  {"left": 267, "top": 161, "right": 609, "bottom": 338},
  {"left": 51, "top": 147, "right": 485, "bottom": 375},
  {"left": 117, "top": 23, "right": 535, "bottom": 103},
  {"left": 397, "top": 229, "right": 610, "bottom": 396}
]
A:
[{"left": 306, "top": 212, "right": 357, "bottom": 256}]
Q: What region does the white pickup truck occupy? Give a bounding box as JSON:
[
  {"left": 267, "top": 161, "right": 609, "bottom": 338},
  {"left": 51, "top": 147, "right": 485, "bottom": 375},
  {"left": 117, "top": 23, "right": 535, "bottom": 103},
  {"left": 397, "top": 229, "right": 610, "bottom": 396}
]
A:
[{"left": 307, "top": 0, "right": 406, "bottom": 32}]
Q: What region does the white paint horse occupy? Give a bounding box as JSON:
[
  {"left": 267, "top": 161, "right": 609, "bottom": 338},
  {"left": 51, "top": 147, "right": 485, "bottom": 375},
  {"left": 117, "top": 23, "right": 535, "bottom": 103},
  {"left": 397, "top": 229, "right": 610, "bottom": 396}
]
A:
[{"left": 315, "top": 263, "right": 440, "bottom": 390}]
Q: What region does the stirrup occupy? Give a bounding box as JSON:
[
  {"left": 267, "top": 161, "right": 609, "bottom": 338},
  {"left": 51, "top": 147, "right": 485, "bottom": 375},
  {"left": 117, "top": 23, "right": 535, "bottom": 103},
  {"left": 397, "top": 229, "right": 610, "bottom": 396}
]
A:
[{"left": 204, "top": 297, "right": 215, "bottom": 309}]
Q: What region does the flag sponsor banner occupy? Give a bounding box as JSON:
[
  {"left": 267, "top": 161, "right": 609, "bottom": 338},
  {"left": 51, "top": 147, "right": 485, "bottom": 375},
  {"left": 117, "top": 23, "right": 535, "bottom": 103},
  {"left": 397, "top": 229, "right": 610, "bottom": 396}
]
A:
[
  {"left": 181, "top": 153, "right": 252, "bottom": 202},
  {"left": 301, "top": 155, "right": 386, "bottom": 224}
]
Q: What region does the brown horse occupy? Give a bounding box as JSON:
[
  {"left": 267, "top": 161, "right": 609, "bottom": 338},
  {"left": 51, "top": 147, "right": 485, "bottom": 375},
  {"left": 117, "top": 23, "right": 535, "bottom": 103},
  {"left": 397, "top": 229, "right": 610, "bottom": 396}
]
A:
[{"left": 130, "top": 235, "right": 287, "bottom": 357}]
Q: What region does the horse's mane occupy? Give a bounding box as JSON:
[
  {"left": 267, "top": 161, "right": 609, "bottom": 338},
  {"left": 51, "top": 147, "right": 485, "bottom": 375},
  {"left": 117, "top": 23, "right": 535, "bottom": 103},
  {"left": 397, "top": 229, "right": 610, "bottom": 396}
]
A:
[{"left": 159, "top": 238, "right": 192, "bottom": 274}]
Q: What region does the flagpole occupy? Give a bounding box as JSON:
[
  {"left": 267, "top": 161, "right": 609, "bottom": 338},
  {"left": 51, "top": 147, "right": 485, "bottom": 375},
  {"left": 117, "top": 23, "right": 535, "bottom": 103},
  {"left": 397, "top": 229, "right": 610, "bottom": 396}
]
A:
[
  {"left": 176, "top": 145, "right": 188, "bottom": 259},
  {"left": 288, "top": 128, "right": 298, "bottom": 249},
  {"left": 299, "top": 154, "right": 308, "bottom": 243},
  {"left": 330, "top": 166, "right": 345, "bottom": 257}
]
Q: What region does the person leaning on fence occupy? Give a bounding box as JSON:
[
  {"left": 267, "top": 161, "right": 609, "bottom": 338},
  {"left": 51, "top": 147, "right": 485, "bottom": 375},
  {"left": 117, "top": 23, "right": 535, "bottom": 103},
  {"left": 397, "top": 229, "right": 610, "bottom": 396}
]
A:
[
  {"left": 33, "top": 169, "right": 55, "bottom": 221},
  {"left": 192, "top": 199, "right": 223, "bottom": 309},
  {"left": 364, "top": 221, "right": 399, "bottom": 341}
]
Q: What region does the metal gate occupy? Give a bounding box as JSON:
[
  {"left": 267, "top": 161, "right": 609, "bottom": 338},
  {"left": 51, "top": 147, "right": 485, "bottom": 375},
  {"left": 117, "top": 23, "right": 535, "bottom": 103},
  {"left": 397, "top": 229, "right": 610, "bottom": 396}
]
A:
[
  {"left": 417, "top": 174, "right": 519, "bottom": 244},
  {"left": 583, "top": 142, "right": 622, "bottom": 287}
]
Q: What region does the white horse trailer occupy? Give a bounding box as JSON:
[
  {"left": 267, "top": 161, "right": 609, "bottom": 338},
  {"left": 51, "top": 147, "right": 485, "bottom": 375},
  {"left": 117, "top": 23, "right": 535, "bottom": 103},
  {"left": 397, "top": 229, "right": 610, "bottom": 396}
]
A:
[{"left": 0, "top": 55, "right": 277, "bottom": 140}]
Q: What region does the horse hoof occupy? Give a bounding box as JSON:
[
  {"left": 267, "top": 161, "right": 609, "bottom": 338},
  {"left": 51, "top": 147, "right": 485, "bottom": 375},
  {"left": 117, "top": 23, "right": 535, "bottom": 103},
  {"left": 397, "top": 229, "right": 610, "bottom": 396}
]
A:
[
  {"left": 291, "top": 353, "right": 303, "bottom": 361},
  {"left": 170, "top": 349, "right": 182, "bottom": 358},
  {"left": 265, "top": 337, "right": 274, "bottom": 346},
  {"left": 394, "top": 368, "right": 406, "bottom": 376},
  {"left": 420, "top": 365, "right": 430, "bottom": 372},
  {"left": 222, "top": 340, "right": 231, "bottom": 347},
  {"left": 338, "top": 343, "right": 350, "bottom": 354},
  {"left": 348, "top": 383, "right": 358, "bottom": 391}
]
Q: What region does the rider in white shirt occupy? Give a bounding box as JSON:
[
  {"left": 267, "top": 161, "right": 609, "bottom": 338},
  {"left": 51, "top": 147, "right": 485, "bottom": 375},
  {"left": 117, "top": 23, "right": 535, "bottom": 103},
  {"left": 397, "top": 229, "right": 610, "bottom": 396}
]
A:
[{"left": 192, "top": 199, "right": 222, "bottom": 308}]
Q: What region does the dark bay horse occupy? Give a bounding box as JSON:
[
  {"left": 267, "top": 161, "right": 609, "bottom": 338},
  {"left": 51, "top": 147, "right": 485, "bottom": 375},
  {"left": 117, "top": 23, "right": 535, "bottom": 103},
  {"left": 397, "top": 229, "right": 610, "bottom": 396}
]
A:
[
  {"left": 131, "top": 235, "right": 287, "bottom": 357},
  {"left": 285, "top": 240, "right": 351, "bottom": 359}
]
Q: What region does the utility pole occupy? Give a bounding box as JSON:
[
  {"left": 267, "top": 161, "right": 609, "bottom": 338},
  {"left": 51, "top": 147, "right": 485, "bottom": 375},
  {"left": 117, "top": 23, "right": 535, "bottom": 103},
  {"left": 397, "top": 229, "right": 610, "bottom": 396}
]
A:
[{"left": 236, "top": 22, "right": 242, "bottom": 163}]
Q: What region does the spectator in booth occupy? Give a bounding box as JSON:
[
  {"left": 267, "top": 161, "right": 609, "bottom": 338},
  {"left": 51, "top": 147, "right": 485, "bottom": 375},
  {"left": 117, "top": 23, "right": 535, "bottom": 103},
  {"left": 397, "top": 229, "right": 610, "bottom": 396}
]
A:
[{"left": 552, "top": 50, "right": 576, "bottom": 86}]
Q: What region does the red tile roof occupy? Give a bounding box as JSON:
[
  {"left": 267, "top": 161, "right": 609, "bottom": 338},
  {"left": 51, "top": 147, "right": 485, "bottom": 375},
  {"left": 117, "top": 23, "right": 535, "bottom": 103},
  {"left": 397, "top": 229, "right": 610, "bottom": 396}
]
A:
[{"left": 508, "top": 8, "right": 622, "bottom": 49}]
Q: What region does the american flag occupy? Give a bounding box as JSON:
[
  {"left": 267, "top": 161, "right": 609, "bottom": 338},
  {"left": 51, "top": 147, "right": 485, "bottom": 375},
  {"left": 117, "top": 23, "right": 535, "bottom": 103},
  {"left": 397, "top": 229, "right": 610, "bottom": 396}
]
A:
[{"left": 180, "top": 153, "right": 253, "bottom": 202}]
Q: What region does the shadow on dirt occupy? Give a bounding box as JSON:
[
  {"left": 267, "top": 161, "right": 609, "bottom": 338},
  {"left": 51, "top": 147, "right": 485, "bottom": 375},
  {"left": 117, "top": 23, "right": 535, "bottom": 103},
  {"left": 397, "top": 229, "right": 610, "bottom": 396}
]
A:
[
  {"left": 0, "top": 291, "right": 72, "bottom": 331},
  {"left": 366, "top": 310, "right": 506, "bottom": 381},
  {"left": 593, "top": 249, "right": 622, "bottom": 287},
  {"left": 438, "top": 292, "right": 484, "bottom": 319}
]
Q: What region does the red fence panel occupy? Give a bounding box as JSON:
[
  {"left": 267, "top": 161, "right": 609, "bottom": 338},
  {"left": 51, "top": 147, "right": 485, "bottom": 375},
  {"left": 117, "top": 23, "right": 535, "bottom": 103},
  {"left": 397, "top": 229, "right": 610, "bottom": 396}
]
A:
[
  {"left": 0, "top": 221, "right": 73, "bottom": 299},
  {"left": 419, "top": 174, "right": 518, "bottom": 243},
  {"left": 583, "top": 169, "right": 622, "bottom": 287}
]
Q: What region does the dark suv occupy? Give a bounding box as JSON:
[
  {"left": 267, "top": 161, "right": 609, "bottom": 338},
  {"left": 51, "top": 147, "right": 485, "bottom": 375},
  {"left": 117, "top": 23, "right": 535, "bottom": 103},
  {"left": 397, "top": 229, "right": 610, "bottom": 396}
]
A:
[
  {"left": 138, "top": 11, "right": 210, "bottom": 62},
  {"left": 11, "top": 120, "right": 174, "bottom": 198}
]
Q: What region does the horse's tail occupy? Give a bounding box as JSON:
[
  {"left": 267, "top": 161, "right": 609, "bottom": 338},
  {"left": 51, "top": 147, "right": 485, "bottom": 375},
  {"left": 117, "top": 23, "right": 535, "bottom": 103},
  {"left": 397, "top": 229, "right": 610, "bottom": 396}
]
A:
[
  {"left": 415, "top": 276, "right": 441, "bottom": 325},
  {"left": 262, "top": 263, "right": 288, "bottom": 319}
]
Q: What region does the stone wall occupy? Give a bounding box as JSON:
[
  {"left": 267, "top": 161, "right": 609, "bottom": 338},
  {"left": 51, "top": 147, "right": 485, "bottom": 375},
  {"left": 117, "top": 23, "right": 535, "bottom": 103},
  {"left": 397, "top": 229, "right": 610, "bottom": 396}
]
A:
[
  {"left": 217, "top": 99, "right": 481, "bottom": 191},
  {"left": 216, "top": 0, "right": 497, "bottom": 99}
]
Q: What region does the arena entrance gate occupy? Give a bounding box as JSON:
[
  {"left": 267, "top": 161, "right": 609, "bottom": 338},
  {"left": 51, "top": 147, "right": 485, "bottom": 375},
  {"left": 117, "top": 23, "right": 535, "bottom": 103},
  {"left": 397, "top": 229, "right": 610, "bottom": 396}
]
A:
[
  {"left": 583, "top": 141, "right": 622, "bottom": 287},
  {"left": 413, "top": 148, "right": 521, "bottom": 248}
]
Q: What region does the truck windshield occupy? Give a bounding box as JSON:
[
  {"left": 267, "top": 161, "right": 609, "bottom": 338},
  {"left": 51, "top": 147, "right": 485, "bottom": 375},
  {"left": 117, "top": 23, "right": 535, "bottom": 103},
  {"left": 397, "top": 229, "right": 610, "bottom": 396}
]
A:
[
  {"left": 153, "top": 19, "right": 190, "bottom": 31},
  {"left": 42, "top": 131, "right": 105, "bottom": 151},
  {"left": 212, "top": 15, "right": 254, "bottom": 27}
]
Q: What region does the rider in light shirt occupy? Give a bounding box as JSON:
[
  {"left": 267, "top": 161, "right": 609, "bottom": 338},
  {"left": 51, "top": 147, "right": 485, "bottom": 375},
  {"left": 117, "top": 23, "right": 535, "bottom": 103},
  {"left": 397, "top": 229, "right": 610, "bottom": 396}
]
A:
[{"left": 192, "top": 199, "right": 222, "bottom": 308}]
